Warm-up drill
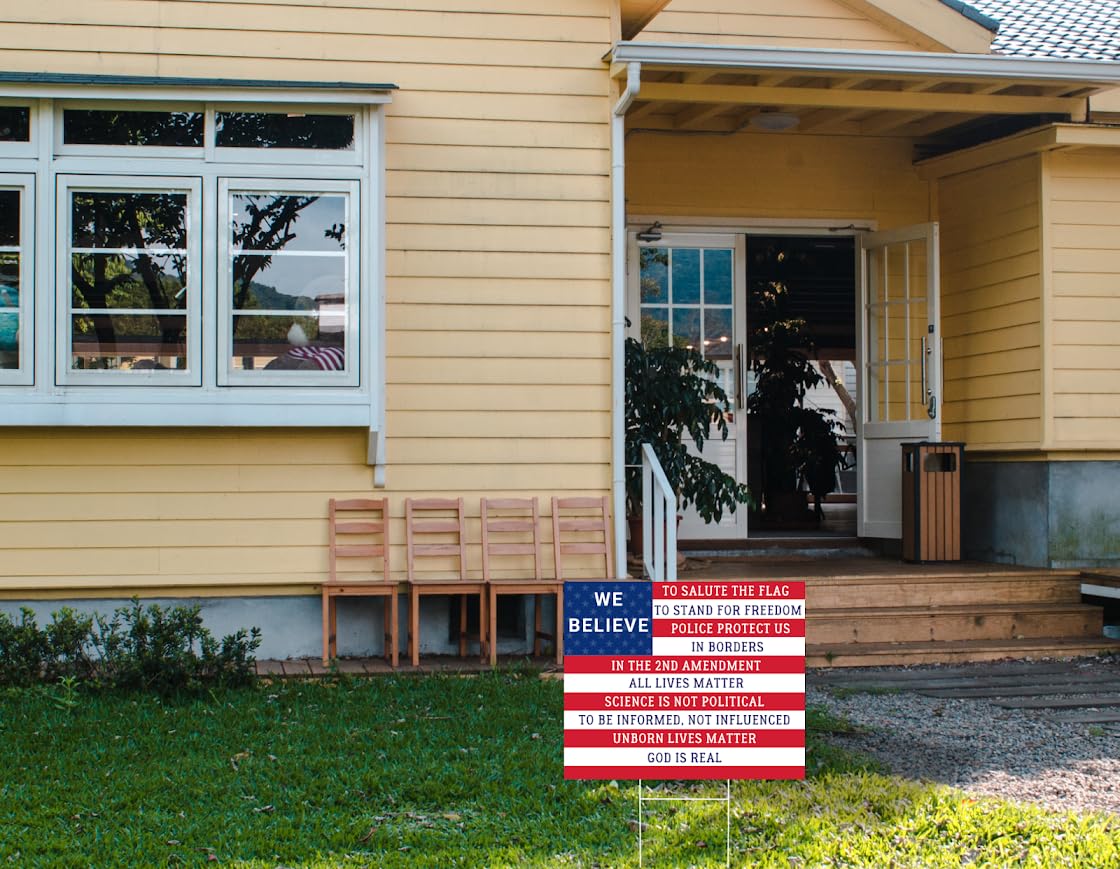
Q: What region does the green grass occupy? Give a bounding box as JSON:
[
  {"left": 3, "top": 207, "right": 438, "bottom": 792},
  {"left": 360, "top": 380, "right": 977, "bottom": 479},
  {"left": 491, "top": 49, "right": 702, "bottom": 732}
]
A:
[{"left": 0, "top": 672, "right": 1116, "bottom": 867}]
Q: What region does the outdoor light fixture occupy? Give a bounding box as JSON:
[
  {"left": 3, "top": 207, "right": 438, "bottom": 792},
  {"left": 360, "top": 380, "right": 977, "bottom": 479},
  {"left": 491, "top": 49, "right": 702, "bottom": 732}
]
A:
[
  {"left": 636, "top": 221, "right": 663, "bottom": 242},
  {"left": 749, "top": 110, "right": 800, "bottom": 132}
]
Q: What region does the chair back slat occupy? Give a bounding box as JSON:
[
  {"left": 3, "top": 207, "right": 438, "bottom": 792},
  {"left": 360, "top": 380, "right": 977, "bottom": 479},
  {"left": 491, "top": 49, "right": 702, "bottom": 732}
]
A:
[
  {"left": 329, "top": 498, "right": 390, "bottom": 583},
  {"left": 551, "top": 495, "right": 613, "bottom": 580},
  {"left": 481, "top": 497, "right": 542, "bottom": 581},
  {"left": 405, "top": 497, "right": 468, "bottom": 581}
]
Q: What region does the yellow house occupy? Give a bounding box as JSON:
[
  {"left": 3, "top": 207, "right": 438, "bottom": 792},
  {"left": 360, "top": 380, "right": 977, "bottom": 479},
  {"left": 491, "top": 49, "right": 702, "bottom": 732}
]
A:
[{"left": 1, "top": 0, "right": 1119, "bottom": 659}]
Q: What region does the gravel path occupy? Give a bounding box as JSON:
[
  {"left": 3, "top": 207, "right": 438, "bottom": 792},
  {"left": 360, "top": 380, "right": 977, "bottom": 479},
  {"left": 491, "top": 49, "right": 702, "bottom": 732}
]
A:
[{"left": 808, "top": 659, "right": 1120, "bottom": 817}]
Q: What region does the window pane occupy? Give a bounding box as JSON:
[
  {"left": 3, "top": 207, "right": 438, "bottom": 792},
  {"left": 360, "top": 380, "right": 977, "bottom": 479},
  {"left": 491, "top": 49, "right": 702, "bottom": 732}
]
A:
[
  {"left": 72, "top": 192, "right": 188, "bottom": 250},
  {"left": 231, "top": 194, "right": 346, "bottom": 252},
  {"left": 216, "top": 112, "right": 354, "bottom": 149},
  {"left": 673, "top": 307, "right": 701, "bottom": 350},
  {"left": 704, "top": 308, "right": 733, "bottom": 360},
  {"left": 63, "top": 110, "right": 203, "bottom": 147},
  {"left": 0, "top": 190, "right": 18, "bottom": 247},
  {"left": 232, "top": 314, "right": 346, "bottom": 372},
  {"left": 639, "top": 246, "right": 668, "bottom": 303},
  {"left": 640, "top": 307, "right": 668, "bottom": 348},
  {"left": 0, "top": 186, "right": 19, "bottom": 371},
  {"left": 0, "top": 107, "right": 29, "bottom": 142},
  {"left": 227, "top": 188, "right": 350, "bottom": 378},
  {"left": 71, "top": 314, "right": 187, "bottom": 371},
  {"left": 71, "top": 253, "right": 188, "bottom": 311},
  {"left": 671, "top": 248, "right": 701, "bottom": 304},
  {"left": 703, "top": 249, "right": 733, "bottom": 305},
  {"left": 68, "top": 188, "right": 192, "bottom": 376}
]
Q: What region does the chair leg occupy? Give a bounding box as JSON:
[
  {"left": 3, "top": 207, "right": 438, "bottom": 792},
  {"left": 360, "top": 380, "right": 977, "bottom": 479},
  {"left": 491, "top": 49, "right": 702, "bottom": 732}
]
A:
[
  {"left": 488, "top": 589, "right": 498, "bottom": 667},
  {"left": 555, "top": 586, "right": 564, "bottom": 665},
  {"left": 328, "top": 597, "right": 338, "bottom": 662},
  {"left": 321, "top": 589, "right": 331, "bottom": 667},
  {"left": 410, "top": 588, "right": 421, "bottom": 667},
  {"left": 533, "top": 593, "right": 544, "bottom": 657},
  {"left": 458, "top": 595, "right": 469, "bottom": 658},
  {"left": 383, "top": 594, "right": 398, "bottom": 669}
]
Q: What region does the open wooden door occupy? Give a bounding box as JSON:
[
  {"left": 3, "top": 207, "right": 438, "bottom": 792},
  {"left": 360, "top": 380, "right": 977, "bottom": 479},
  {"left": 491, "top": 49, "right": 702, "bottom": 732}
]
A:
[{"left": 857, "top": 223, "right": 941, "bottom": 539}]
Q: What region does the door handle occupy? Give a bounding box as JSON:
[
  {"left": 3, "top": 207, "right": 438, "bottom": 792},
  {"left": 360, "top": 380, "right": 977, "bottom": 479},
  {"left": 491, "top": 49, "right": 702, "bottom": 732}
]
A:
[
  {"left": 734, "top": 343, "right": 744, "bottom": 408},
  {"left": 922, "top": 331, "right": 935, "bottom": 419}
]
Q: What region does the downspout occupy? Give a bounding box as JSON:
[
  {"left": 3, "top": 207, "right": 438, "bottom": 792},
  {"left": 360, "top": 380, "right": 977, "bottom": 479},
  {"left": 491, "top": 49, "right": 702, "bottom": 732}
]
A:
[{"left": 611, "top": 61, "right": 640, "bottom": 577}]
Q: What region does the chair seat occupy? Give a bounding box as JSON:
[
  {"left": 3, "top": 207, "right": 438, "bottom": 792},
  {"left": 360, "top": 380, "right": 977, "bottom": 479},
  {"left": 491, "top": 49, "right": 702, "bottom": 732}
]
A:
[{"left": 324, "top": 580, "right": 400, "bottom": 596}]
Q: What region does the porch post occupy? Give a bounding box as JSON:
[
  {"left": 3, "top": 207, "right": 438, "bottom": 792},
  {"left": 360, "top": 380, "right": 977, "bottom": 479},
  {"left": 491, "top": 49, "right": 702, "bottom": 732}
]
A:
[{"left": 611, "top": 62, "right": 640, "bottom": 578}]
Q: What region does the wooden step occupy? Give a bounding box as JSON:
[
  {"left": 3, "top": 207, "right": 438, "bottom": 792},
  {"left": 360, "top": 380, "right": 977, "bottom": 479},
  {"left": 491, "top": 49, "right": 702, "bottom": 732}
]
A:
[
  {"left": 806, "top": 636, "right": 1120, "bottom": 668},
  {"left": 807, "top": 602, "right": 1103, "bottom": 645},
  {"left": 806, "top": 570, "right": 1083, "bottom": 609}
]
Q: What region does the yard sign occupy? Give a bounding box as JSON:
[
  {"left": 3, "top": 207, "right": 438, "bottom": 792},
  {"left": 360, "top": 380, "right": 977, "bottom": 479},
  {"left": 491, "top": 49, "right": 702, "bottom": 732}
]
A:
[{"left": 563, "top": 580, "right": 805, "bottom": 780}]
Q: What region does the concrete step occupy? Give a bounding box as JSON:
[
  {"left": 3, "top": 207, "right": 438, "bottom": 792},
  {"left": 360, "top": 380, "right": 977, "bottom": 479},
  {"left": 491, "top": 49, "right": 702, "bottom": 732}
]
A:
[
  {"left": 806, "top": 570, "right": 1083, "bottom": 609},
  {"left": 806, "top": 636, "right": 1120, "bottom": 668},
  {"left": 807, "top": 602, "right": 1103, "bottom": 645}
]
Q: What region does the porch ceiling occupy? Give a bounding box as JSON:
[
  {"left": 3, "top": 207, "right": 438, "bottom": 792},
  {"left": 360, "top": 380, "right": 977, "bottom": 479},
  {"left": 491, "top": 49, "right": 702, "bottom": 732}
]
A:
[{"left": 609, "top": 42, "right": 1120, "bottom": 141}]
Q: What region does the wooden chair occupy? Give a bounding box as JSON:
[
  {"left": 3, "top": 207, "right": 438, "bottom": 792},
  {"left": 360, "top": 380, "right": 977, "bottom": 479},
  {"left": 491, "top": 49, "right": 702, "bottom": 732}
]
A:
[
  {"left": 552, "top": 495, "right": 615, "bottom": 581},
  {"left": 481, "top": 497, "right": 563, "bottom": 666},
  {"left": 405, "top": 497, "right": 487, "bottom": 667},
  {"left": 322, "top": 498, "right": 399, "bottom": 668}
]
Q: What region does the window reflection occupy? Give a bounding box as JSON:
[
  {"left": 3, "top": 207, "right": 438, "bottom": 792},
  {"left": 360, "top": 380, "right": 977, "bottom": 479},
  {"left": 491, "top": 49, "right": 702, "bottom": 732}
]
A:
[
  {"left": 64, "top": 110, "right": 203, "bottom": 147},
  {"left": 216, "top": 113, "right": 354, "bottom": 150},
  {"left": 0, "top": 107, "right": 29, "bottom": 142},
  {"left": 0, "top": 189, "right": 19, "bottom": 370},
  {"left": 228, "top": 192, "right": 349, "bottom": 374},
  {"left": 69, "top": 191, "right": 190, "bottom": 372}
]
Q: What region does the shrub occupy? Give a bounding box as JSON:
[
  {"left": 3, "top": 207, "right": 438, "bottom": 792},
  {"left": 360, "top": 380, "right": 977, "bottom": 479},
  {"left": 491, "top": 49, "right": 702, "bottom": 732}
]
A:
[{"left": 0, "top": 600, "right": 260, "bottom": 692}]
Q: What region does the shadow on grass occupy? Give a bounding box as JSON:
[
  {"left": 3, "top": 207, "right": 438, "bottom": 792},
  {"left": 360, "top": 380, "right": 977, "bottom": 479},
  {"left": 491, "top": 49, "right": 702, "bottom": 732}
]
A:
[{"left": 0, "top": 674, "right": 1116, "bottom": 867}]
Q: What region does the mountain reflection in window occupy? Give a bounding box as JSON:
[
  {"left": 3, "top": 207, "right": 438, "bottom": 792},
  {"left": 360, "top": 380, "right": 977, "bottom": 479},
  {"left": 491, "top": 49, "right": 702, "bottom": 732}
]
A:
[
  {"left": 216, "top": 112, "right": 354, "bottom": 150},
  {"left": 63, "top": 110, "right": 203, "bottom": 147},
  {"left": 69, "top": 191, "right": 190, "bottom": 372},
  {"left": 229, "top": 192, "right": 348, "bottom": 373}
]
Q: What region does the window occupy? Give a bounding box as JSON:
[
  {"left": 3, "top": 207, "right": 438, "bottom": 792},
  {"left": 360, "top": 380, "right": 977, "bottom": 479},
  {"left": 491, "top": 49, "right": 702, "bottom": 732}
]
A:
[
  {"left": 0, "top": 175, "right": 33, "bottom": 385},
  {"left": 0, "top": 90, "right": 388, "bottom": 433}
]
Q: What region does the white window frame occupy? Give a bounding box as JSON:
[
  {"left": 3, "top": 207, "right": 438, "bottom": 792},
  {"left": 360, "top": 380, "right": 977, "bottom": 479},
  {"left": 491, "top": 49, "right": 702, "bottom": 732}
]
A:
[
  {"left": 0, "top": 88, "right": 388, "bottom": 451},
  {"left": 0, "top": 172, "right": 34, "bottom": 385},
  {"left": 56, "top": 174, "right": 203, "bottom": 386},
  {"left": 218, "top": 177, "right": 360, "bottom": 387}
]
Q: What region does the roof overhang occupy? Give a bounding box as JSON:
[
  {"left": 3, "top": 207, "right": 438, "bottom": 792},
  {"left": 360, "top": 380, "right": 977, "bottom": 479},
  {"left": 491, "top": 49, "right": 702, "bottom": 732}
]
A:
[
  {"left": 0, "top": 71, "right": 397, "bottom": 104},
  {"left": 837, "top": 0, "right": 994, "bottom": 54},
  {"left": 620, "top": 0, "right": 671, "bottom": 41},
  {"left": 608, "top": 42, "right": 1120, "bottom": 139},
  {"left": 917, "top": 122, "right": 1120, "bottom": 179}
]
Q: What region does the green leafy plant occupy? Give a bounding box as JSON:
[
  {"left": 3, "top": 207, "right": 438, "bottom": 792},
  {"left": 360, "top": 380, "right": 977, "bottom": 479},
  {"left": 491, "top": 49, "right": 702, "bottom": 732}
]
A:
[
  {"left": 747, "top": 280, "right": 845, "bottom": 521},
  {"left": 624, "top": 334, "right": 752, "bottom": 524},
  {"left": 0, "top": 608, "right": 49, "bottom": 686}
]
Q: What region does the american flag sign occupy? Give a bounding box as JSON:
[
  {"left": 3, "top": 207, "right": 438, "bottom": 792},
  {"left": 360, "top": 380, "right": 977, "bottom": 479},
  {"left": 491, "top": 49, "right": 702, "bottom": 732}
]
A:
[{"left": 563, "top": 580, "right": 805, "bottom": 781}]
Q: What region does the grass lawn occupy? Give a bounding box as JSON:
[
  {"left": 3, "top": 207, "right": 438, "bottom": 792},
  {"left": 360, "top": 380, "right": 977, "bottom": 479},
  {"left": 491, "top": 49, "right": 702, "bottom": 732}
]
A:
[{"left": 1, "top": 670, "right": 1117, "bottom": 867}]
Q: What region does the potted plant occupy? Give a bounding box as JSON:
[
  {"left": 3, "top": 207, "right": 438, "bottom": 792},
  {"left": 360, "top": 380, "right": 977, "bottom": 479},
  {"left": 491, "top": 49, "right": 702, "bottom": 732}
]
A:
[
  {"left": 746, "top": 280, "right": 846, "bottom": 525},
  {"left": 624, "top": 333, "right": 752, "bottom": 552}
]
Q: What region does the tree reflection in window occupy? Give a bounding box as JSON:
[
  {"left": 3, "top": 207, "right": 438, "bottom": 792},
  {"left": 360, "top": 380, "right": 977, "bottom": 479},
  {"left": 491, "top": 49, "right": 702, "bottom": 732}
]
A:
[
  {"left": 69, "top": 191, "right": 190, "bottom": 371},
  {"left": 216, "top": 113, "right": 354, "bottom": 149},
  {"left": 229, "top": 192, "right": 348, "bottom": 373},
  {"left": 63, "top": 110, "right": 203, "bottom": 147},
  {"left": 0, "top": 189, "right": 20, "bottom": 370}
]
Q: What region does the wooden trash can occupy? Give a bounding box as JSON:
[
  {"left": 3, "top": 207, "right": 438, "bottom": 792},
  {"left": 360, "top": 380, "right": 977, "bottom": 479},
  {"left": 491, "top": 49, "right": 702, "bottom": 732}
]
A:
[{"left": 901, "top": 442, "right": 965, "bottom": 562}]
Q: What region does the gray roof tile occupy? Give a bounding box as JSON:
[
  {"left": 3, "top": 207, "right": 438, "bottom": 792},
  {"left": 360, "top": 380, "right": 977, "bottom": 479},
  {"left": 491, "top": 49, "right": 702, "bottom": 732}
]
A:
[{"left": 950, "top": 0, "right": 1120, "bottom": 61}]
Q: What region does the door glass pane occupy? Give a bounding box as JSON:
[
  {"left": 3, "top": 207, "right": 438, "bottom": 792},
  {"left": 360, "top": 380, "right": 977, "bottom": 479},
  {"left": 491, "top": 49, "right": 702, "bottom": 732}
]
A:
[
  {"left": 639, "top": 247, "right": 667, "bottom": 302},
  {"left": 216, "top": 112, "right": 355, "bottom": 150},
  {"left": 671, "top": 248, "right": 701, "bottom": 304},
  {"left": 228, "top": 191, "right": 349, "bottom": 375},
  {"left": 865, "top": 240, "right": 928, "bottom": 423},
  {"left": 703, "top": 249, "right": 732, "bottom": 304},
  {"left": 68, "top": 189, "right": 190, "bottom": 371},
  {"left": 64, "top": 110, "right": 203, "bottom": 147},
  {"left": 640, "top": 306, "right": 668, "bottom": 347},
  {"left": 0, "top": 186, "right": 18, "bottom": 369}
]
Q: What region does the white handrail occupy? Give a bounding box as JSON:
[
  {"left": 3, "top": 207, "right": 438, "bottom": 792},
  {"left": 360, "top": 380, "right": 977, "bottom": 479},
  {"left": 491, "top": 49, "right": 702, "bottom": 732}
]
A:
[{"left": 641, "top": 442, "right": 677, "bottom": 582}]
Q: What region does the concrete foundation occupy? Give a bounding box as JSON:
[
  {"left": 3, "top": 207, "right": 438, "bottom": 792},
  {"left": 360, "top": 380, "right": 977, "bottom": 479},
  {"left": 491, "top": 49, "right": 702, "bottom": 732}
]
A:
[
  {"left": 963, "top": 460, "right": 1120, "bottom": 569},
  {"left": 0, "top": 593, "right": 553, "bottom": 661}
]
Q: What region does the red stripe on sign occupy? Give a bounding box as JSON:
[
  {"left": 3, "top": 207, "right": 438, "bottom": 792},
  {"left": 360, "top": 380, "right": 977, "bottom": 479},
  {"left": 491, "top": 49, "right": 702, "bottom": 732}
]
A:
[
  {"left": 652, "top": 620, "right": 806, "bottom": 638},
  {"left": 652, "top": 581, "right": 806, "bottom": 599},
  {"left": 562, "top": 656, "right": 806, "bottom": 674},
  {"left": 564, "top": 766, "right": 805, "bottom": 781},
  {"left": 564, "top": 693, "right": 806, "bottom": 711},
  {"left": 564, "top": 730, "right": 806, "bottom": 748}
]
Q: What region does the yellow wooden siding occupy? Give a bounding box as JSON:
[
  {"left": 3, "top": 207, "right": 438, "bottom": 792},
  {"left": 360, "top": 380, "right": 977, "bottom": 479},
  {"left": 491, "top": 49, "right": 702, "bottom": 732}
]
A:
[
  {"left": 635, "top": 0, "right": 925, "bottom": 51},
  {"left": 1045, "top": 150, "right": 1120, "bottom": 447},
  {"left": 937, "top": 156, "right": 1043, "bottom": 450},
  {"left": 627, "top": 131, "right": 930, "bottom": 227},
  {"left": 0, "top": 1, "right": 616, "bottom": 594}
]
